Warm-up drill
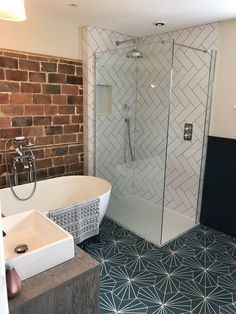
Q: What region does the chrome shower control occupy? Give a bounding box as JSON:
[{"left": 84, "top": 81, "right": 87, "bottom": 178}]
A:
[{"left": 184, "top": 123, "right": 193, "bottom": 141}]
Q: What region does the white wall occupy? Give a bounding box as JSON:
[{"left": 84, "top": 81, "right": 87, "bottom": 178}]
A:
[
  {"left": 0, "top": 206, "right": 8, "bottom": 314},
  {"left": 0, "top": 12, "right": 82, "bottom": 59},
  {"left": 210, "top": 19, "right": 236, "bottom": 139}
]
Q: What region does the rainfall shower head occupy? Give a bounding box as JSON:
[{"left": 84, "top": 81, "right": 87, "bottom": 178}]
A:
[
  {"left": 126, "top": 47, "right": 143, "bottom": 58},
  {"left": 115, "top": 38, "right": 144, "bottom": 58}
]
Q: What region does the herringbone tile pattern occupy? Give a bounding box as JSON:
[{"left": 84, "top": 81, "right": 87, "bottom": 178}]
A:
[{"left": 82, "top": 23, "right": 218, "bottom": 221}]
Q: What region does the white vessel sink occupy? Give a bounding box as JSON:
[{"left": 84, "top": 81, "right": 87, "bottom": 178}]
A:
[{"left": 2, "top": 210, "right": 74, "bottom": 281}]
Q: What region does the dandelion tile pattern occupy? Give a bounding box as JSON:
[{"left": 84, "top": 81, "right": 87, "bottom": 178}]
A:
[{"left": 84, "top": 218, "right": 236, "bottom": 313}]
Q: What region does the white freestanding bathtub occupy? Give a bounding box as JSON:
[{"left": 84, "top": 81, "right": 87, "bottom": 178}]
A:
[{"left": 0, "top": 175, "right": 111, "bottom": 223}]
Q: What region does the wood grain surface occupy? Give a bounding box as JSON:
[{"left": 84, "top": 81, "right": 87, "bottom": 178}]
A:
[{"left": 9, "top": 246, "right": 100, "bottom": 314}]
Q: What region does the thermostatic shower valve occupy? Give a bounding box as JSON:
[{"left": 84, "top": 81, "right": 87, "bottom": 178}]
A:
[{"left": 184, "top": 123, "right": 193, "bottom": 141}]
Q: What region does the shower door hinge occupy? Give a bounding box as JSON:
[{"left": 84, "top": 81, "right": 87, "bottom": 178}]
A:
[{"left": 183, "top": 123, "right": 193, "bottom": 141}]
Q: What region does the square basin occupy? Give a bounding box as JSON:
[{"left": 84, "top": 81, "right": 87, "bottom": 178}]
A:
[{"left": 2, "top": 210, "right": 74, "bottom": 281}]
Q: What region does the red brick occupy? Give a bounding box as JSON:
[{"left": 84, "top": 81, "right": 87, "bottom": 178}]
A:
[
  {"left": 29, "top": 55, "right": 58, "bottom": 62},
  {"left": 66, "top": 75, "right": 82, "bottom": 85},
  {"left": 76, "top": 66, "right": 83, "bottom": 75},
  {"left": 6, "top": 70, "right": 28, "bottom": 81},
  {"left": 58, "top": 134, "right": 76, "bottom": 143},
  {"left": 58, "top": 64, "right": 75, "bottom": 74},
  {"left": 10, "top": 93, "right": 32, "bottom": 104},
  {"left": 79, "top": 124, "right": 83, "bottom": 132},
  {"left": 77, "top": 133, "right": 83, "bottom": 144},
  {"left": 0, "top": 164, "right": 7, "bottom": 174},
  {"left": 58, "top": 105, "right": 75, "bottom": 114},
  {"left": 44, "top": 148, "right": 51, "bottom": 158},
  {"left": 53, "top": 156, "right": 64, "bottom": 166},
  {"left": 48, "top": 166, "right": 65, "bottom": 176},
  {"left": 0, "top": 81, "right": 20, "bottom": 92},
  {"left": 0, "top": 93, "right": 9, "bottom": 104},
  {"left": 61, "top": 85, "right": 78, "bottom": 95},
  {"left": 29, "top": 72, "right": 46, "bottom": 82},
  {"left": 33, "top": 116, "right": 52, "bottom": 125},
  {"left": 35, "top": 136, "right": 54, "bottom": 146},
  {"left": 79, "top": 88, "right": 83, "bottom": 95},
  {"left": 24, "top": 105, "right": 44, "bottom": 115},
  {"left": 21, "top": 83, "right": 41, "bottom": 93},
  {"left": 1, "top": 105, "right": 24, "bottom": 115},
  {"left": 64, "top": 154, "right": 79, "bottom": 165},
  {"left": 67, "top": 96, "right": 83, "bottom": 105},
  {"left": 76, "top": 105, "right": 83, "bottom": 115},
  {"left": 41, "top": 62, "right": 57, "bottom": 72},
  {"left": 4, "top": 51, "right": 27, "bottom": 59},
  {"left": 33, "top": 149, "right": 44, "bottom": 159},
  {"left": 0, "top": 56, "right": 18, "bottom": 69},
  {"left": 33, "top": 94, "right": 51, "bottom": 104},
  {"left": 69, "top": 144, "right": 83, "bottom": 154},
  {"left": 52, "top": 95, "right": 67, "bottom": 104},
  {"left": 53, "top": 115, "right": 70, "bottom": 125},
  {"left": 37, "top": 158, "right": 53, "bottom": 169},
  {"left": 0, "top": 117, "right": 10, "bottom": 127},
  {"left": 64, "top": 125, "right": 80, "bottom": 134},
  {"left": 23, "top": 127, "right": 44, "bottom": 137},
  {"left": 45, "top": 105, "right": 58, "bottom": 115},
  {"left": 50, "top": 146, "right": 68, "bottom": 157},
  {"left": 72, "top": 115, "right": 83, "bottom": 124},
  {"left": 45, "top": 126, "right": 63, "bottom": 135},
  {"left": 48, "top": 73, "right": 66, "bottom": 83},
  {"left": 12, "top": 117, "right": 32, "bottom": 126},
  {"left": 69, "top": 163, "right": 83, "bottom": 172},
  {"left": 0, "top": 128, "right": 22, "bottom": 138},
  {"left": 59, "top": 59, "right": 82, "bottom": 66},
  {"left": 0, "top": 140, "right": 6, "bottom": 151},
  {"left": 43, "top": 84, "right": 60, "bottom": 94},
  {"left": 0, "top": 69, "right": 4, "bottom": 80},
  {"left": 19, "top": 60, "right": 40, "bottom": 71}
]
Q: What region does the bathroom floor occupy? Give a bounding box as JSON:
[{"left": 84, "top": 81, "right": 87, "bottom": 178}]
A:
[{"left": 84, "top": 217, "right": 236, "bottom": 314}]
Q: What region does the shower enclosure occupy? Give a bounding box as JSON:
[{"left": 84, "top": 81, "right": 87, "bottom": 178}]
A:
[{"left": 95, "top": 40, "right": 216, "bottom": 246}]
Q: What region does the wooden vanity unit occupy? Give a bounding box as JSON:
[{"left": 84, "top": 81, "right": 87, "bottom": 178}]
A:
[{"left": 8, "top": 246, "right": 100, "bottom": 314}]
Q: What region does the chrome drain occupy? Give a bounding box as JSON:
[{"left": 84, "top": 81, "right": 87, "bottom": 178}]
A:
[{"left": 15, "top": 244, "right": 28, "bottom": 254}]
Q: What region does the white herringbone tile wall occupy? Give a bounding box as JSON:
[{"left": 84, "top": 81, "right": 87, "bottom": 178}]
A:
[
  {"left": 83, "top": 23, "right": 219, "bottom": 220},
  {"left": 95, "top": 49, "right": 137, "bottom": 200},
  {"left": 82, "top": 27, "right": 131, "bottom": 175},
  {"left": 133, "top": 42, "right": 173, "bottom": 208}
]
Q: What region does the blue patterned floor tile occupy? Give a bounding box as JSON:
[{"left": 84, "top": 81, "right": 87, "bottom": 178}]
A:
[
  {"left": 121, "top": 245, "right": 162, "bottom": 272},
  {"left": 183, "top": 258, "right": 230, "bottom": 288},
  {"left": 147, "top": 261, "right": 193, "bottom": 294},
  {"left": 109, "top": 265, "right": 156, "bottom": 300},
  {"left": 100, "top": 275, "right": 116, "bottom": 294},
  {"left": 220, "top": 303, "right": 236, "bottom": 314},
  {"left": 83, "top": 217, "right": 236, "bottom": 313},
  {"left": 85, "top": 247, "right": 128, "bottom": 276},
  {"left": 181, "top": 280, "right": 233, "bottom": 314},
  {"left": 100, "top": 292, "right": 148, "bottom": 313},
  {"left": 161, "top": 243, "right": 195, "bottom": 267},
  {"left": 138, "top": 286, "right": 191, "bottom": 313}
]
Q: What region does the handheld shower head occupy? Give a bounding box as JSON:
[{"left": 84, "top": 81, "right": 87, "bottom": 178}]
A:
[{"left": 123, "top": 104, "right": 131, "bottom": 119}]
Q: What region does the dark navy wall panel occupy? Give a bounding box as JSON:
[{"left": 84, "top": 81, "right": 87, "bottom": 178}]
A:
[{"left": 200, "top": 136, "right": 236, "bottom": 237}]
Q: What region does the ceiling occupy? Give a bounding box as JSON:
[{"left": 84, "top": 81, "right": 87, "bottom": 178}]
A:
[{"left": 27, "top": 0, "right": 236, "bottom": 36}]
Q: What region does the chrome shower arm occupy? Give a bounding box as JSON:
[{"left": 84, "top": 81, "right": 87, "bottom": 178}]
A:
[{"left": 115, "top": 38, "right": 138, "bottom": 46}]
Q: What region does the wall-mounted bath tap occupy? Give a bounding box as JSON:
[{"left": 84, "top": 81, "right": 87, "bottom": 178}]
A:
[
  {"left": 4, "top": 136, "right": 37, "bottom": 201},
  {"left": 12, "top": 147, "right": 35, "bottom": 185}
]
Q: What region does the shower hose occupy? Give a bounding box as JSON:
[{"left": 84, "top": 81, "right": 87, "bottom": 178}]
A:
[{"left": 124, "top": 118, "right": 135, "bottom": 166}]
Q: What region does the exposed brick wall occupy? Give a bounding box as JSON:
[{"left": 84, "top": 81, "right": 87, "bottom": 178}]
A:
[{"left": 0, "top": 49, "right": 83, "bottom": 188}]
